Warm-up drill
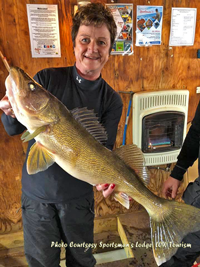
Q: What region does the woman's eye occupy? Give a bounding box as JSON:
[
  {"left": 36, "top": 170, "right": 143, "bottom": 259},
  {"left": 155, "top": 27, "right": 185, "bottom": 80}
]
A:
[
  {"left": 99, "top": 40, "right": 106, "bottom": 45},
  {"left": 81, "top": 38, "right": 89, "bottom": 43}
]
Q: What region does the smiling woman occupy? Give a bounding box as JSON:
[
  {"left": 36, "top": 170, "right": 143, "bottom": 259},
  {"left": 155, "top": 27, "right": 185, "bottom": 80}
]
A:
[
  {"left": 74, "top": 24, "right": 111, "bottom": 80},
  {"left": 71, "top": 3, "right": 117, "bottom": 81}
]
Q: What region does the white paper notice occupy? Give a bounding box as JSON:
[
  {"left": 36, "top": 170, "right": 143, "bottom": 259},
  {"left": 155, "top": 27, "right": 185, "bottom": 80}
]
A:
[
  {"left": 27, "top": 4, "right": 61, "bottom": 58},
  {"left": 169, "top": 8, "right": 197, "bottom": 46}
]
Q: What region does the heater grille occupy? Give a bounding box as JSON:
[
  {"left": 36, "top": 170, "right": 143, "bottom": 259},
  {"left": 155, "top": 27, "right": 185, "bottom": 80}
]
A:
[
  {"left": 139, "top": 93, "right": 188, "bottom": 111},
  {"left": 132, "top": 90, "right": 189, "bottom": 166},
  {"left": 144, "top": 151, "right": 180, "bottom": 166}
]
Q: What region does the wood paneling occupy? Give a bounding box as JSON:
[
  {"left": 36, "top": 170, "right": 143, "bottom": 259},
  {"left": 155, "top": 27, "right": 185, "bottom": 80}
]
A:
[{"left": 0, "top": 0, "right": 200, "bottom": 232}]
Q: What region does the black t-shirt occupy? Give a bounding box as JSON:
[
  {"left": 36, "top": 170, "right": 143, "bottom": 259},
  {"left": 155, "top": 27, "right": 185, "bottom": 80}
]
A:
[{"left": 1, "top": 65, "right": 123, "bottom": 203}]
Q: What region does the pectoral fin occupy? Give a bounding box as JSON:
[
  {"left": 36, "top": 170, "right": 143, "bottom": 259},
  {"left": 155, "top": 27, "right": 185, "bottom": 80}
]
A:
[
  {"left": 21, "top": 130, "right": 30, "bottom": 140},
  {"left": 114, "top": 192, "right": 130, "bottom": 209},
  {"left": 27, "top": 142, "right": 55, "bottom": 174},
  {"left": 21, "top": 125, "right": 47, "bottom": 142}
]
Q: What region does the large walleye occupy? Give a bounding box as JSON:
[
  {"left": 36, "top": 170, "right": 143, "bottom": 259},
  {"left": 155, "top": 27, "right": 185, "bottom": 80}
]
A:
[{"left": 1, "top": 53, "right": 200, "bottom": 266}]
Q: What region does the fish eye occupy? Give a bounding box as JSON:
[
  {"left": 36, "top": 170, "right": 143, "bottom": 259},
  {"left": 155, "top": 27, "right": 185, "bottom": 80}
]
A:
[{"left": 28, "top": 82, "right": 36, "bottom": 91}]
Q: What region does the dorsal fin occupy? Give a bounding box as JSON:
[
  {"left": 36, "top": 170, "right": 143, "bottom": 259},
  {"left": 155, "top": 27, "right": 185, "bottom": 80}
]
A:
[
  {"left": 114, "top": 144, "right": 150, "bottom": 186},
  {"left": 71, "top": 107, "right": 107, "bottom": 145}
]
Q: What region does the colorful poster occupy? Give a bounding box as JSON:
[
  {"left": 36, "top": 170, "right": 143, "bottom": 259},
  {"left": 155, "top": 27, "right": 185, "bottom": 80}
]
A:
[
  {"left": 106, "top": 4, "right": 133, "bottom": 55},
  {"left": 27, "top": 4, "right": 61, "bottom": 58},
  {"left": 136, "top": 6, "right": 163, "bottom": 46},
  {"left": 169, "top": 8, "right": 197, "bottom": 46}
]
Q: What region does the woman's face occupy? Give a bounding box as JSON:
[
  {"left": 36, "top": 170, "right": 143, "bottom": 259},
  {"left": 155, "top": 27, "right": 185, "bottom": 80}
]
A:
[{"left": 74, "top": 24, "right": 111, "bottom": 80}]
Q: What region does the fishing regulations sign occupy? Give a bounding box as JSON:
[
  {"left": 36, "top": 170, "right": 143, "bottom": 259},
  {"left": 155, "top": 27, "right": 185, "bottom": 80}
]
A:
[{"left": 27, "top": 4, "right": 61, "bottom": 58}]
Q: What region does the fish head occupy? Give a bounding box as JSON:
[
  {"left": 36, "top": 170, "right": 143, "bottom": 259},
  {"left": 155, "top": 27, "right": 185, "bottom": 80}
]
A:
[{"left": 6, "top": 66, "right": 57, "bottom": 129}]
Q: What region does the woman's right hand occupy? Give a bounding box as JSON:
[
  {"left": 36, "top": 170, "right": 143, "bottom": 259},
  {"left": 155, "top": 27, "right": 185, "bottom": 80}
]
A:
[{"left": 0, "top": 95, "right": 15, "bottom": 118}]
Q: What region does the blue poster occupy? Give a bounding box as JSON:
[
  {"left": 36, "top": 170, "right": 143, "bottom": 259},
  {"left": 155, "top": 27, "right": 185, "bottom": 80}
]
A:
[{"left": 136, "top": 6, "right": 163, "bottom": 46}]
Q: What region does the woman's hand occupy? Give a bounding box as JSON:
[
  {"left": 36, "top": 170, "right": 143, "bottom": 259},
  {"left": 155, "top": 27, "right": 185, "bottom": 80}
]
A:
[
  {"left": 0, "top": 95, "right": 15, "bottom": 118},
  {"left": 96, "top": 183, "right": 116, "bottom": 198}
]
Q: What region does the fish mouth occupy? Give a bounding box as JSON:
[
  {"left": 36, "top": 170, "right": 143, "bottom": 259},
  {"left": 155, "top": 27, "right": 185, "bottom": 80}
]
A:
[
  {"left": 8, "top": 67, "right": 27, "bottom": 97},
  {"left": 5, "top": 75, "right": 24, "bottom": 119},
  {"left": 9, "top": 68, "right": 20, "bottom": 91}
]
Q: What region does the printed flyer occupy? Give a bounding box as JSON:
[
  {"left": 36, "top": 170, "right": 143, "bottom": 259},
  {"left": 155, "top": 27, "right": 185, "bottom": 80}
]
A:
[
  {"left": 106, "top": 4, "right": 133, "bottom": 55},
  {"left": 136, "top": 6, "right": 163, "bottom": 46},
  {"left": 27, "top": 4, "right": 61, "bottom": 58},
  {"left": 169, "top": 8, "right": 197, "bottom": 46}
]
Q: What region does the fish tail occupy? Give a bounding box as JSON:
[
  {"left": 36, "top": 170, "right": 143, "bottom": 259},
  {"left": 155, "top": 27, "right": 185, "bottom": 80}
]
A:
[{"left": 149, "top": 200, "right": 200, "bottom": 266}]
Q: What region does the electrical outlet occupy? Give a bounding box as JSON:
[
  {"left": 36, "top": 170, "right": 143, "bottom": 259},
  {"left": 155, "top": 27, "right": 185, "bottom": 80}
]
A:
[{"left": 196, "top": 87, "right": 200, "bottom": 94}]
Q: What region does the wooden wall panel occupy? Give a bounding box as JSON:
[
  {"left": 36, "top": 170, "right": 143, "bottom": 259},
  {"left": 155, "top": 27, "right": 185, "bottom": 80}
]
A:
[{"left": 1, "top": 0, "right": 200, "bottom": 232}]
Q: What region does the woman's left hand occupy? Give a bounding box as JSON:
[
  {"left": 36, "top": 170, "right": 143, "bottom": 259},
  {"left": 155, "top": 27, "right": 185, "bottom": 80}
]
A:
[{"left": 96, "top": 183, "right": 116, "bottom": 198}]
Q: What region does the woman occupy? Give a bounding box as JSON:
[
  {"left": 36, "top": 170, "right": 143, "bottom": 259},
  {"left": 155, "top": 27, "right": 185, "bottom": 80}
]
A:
[{"left": 0, "top": 3, "right": 122, "bottom": 267}]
